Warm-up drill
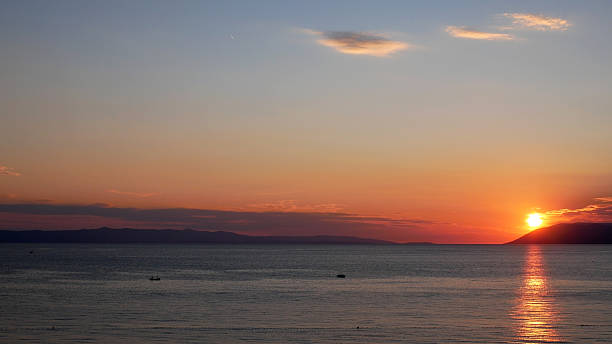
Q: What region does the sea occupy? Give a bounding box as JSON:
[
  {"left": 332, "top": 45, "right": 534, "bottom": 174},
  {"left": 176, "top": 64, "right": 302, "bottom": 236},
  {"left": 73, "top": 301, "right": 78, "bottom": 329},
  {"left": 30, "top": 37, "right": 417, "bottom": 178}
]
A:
[{"left": 1, "top": 244, "right": 611, "bottom": 343}]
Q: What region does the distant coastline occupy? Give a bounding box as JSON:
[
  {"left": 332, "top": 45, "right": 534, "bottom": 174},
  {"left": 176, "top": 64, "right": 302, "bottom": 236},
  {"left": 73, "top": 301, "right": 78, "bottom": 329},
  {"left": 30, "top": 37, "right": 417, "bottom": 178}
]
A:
[
  {"left": 2, "top": 223, "right": 611, "bottom": 245},
  {"left": 0, "top": 227, "right": 434, "bottom": 245}
]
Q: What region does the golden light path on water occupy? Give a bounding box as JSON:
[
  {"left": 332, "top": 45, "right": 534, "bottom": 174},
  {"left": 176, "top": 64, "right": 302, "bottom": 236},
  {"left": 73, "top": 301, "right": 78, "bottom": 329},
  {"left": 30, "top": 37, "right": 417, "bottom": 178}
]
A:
[{"left": 512, "top": 246, "right": 562, "bottom": 343}]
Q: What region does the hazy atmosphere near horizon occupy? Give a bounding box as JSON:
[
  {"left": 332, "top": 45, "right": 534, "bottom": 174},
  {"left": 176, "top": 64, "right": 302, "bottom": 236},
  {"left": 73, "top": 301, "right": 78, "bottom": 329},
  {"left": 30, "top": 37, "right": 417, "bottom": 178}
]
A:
[{"left": 2, "top": 1, "right": 612, "bottom": 343}]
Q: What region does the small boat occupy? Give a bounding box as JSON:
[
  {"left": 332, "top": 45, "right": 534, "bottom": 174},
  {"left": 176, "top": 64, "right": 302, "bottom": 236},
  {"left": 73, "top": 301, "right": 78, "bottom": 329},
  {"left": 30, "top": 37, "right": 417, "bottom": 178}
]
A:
[
  {"left": 149, "top": 276, "right": 161, "bottom": 281},
  {"left": 336, "top": 274, "right": 346, "bottom": 278}
]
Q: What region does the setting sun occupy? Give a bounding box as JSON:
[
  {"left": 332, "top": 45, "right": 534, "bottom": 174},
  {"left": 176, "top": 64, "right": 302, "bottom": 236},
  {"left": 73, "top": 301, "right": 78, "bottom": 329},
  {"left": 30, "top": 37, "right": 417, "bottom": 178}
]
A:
[{"left": 526, "top": 213, "right": 544, "bottom": 228}]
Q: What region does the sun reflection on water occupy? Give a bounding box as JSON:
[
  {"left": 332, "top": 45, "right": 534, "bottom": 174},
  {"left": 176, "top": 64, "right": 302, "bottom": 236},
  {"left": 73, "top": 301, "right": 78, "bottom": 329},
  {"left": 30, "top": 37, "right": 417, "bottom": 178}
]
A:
[{"left": 512, "top": 245, "right": 562, "bottom": 343}]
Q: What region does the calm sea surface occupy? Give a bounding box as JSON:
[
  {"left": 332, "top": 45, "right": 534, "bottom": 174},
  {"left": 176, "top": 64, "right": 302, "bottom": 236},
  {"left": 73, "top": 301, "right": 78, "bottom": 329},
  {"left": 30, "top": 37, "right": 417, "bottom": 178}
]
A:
[{"left": 1, "top": 244, "right": 611, "bottom": 343}]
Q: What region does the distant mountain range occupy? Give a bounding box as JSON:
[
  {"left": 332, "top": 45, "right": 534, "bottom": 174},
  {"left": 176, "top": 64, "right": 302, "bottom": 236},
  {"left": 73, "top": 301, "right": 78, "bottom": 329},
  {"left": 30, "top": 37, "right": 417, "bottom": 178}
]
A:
[
  {"left": 3, "top": 223, "right": 609, "bottom": 244},
  {"left": 508, "top": 222, "right": 612, "bottom": 244},
  {"left": 0, "top": 227, "right": 433, "bottom": 245}
]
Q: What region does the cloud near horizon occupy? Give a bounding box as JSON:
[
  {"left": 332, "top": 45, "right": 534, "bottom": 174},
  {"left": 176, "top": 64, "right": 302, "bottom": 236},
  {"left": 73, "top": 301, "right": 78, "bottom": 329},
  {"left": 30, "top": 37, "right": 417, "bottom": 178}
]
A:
[
  {"left": 544, "top": 197, "right": 612, "bottom": 223},
  {"left": 445, "top": 26, "right": 514, "bottom": 41},
  {"left": 107, "top": 189, "right": 160, "bottom": 198},
  {"left": 246, "top": 199, "right": 343, "bottom": 213},
  {"left": 0, "top": 166, "right": 21, "bottom": 176},
  {"left": 304, "top": 29, "right": 410, "bottom": 57},
  {"left": 504, "top": 13, "right": 570, "bottom": 31},
  {"left": 0, "top": 202, "right": 437, "bottom": 241}
]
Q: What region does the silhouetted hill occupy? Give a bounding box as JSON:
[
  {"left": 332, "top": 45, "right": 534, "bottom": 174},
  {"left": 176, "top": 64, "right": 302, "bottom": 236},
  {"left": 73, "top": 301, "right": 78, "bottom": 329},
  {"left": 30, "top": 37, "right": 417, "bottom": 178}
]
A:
[
  {"left": 0, "top": 227, "right": 404, "bottom": 244},
  {"left": 507, "top": 223, "right": 612, "bottom": 244}
]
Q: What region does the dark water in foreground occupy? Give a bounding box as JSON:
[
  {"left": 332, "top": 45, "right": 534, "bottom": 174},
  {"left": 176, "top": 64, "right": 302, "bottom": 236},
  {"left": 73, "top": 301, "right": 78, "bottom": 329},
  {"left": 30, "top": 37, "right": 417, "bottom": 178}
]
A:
[{"left": 1, "top": 244, "right": 611, "bottom": 343}]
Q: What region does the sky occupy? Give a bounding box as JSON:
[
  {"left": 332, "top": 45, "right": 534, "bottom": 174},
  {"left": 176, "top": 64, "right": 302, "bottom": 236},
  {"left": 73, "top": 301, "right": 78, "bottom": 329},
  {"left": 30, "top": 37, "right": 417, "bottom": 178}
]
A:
[{"left": 1, "top": 0, "right": 611, "bottom": 243}]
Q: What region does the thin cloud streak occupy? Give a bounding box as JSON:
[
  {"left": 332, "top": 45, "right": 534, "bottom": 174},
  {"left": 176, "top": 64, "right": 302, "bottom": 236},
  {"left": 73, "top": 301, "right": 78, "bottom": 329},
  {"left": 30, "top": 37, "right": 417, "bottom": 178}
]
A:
[
  {"left": 504, "top": 13, "right": 570, "bottom": 31},
  {"left": 446, "top": 26, "right": 514, "bottom": 40},
  {"left": 246, "top": 200, "right": 343, "bottom": 213},
  {"left": 107, "top": 189, "right": 160, "bottom": 198},
  {"left": 304, "top": 29, "right": 410, "bottom": 57},
  {"left": 0, "top": 166, "right": 21, "bottom": 176}
]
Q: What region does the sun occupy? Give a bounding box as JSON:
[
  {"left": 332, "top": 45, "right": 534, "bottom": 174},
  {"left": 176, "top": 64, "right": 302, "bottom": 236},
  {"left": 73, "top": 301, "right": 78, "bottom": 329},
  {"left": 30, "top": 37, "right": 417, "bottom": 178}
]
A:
[{"left": 526, "top": 213, "right": 544, "bottom": 228}]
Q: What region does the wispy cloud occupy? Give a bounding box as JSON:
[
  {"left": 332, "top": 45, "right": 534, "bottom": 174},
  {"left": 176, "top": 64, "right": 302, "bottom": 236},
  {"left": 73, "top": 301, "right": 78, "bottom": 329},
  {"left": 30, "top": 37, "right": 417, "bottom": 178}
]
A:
[
  {"left": 504, "top": 13, "right": 570, "bottom": 31},
  {"left": 304, "top": 29, "right": 410, "bottom": 57},
  {"left": 246, "top": 200, "right": 343, "bottom": 213},
  {"left": 0, "top": 166, "right": 21, "bottom": 176},
  {"left": 445, "top": 26, "right": 514, "bottom": 40},
  {"left": 544, "top": 197, "right": 612, "bottom": 222},
  {"left": 107, "top": 189, "right": 160, "bottom": 198}
]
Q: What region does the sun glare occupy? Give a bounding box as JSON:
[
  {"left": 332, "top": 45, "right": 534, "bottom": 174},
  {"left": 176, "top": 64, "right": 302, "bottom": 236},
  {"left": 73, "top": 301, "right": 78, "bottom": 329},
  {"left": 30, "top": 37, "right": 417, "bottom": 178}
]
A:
[{"left": 526, "top": 213, "right": 544, "bottom": 228}]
